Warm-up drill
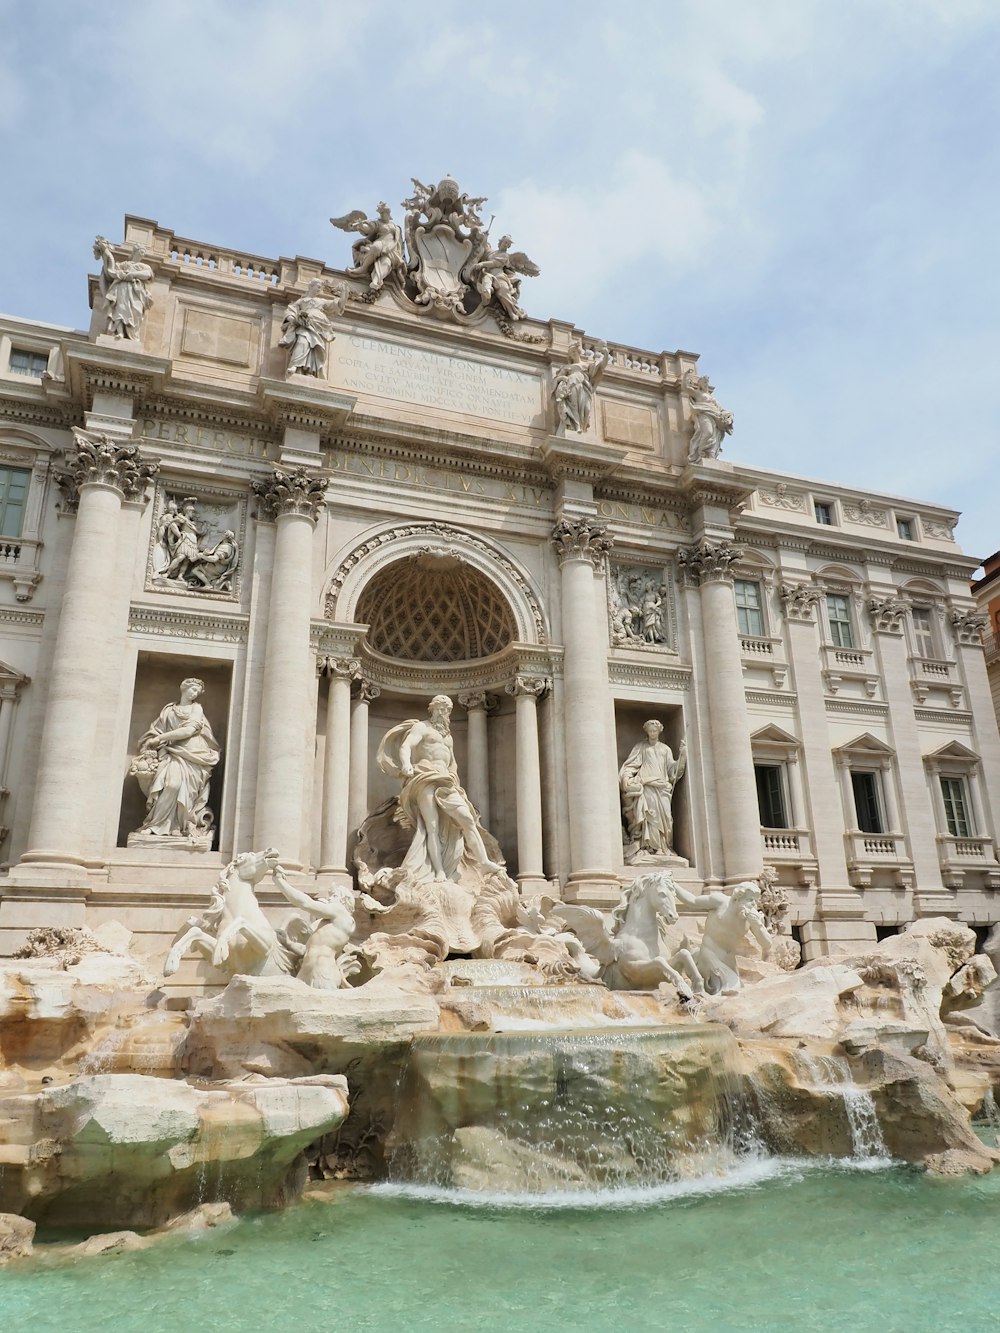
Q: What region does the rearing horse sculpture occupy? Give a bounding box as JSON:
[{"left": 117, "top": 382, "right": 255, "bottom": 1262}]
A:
[{"left": 554, "top": 871, "right": 704, "bottom": 998}]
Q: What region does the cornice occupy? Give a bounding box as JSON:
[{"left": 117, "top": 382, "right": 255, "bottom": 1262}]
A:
[{"left": 540, "top": 434, "right": 628, "bottom": 483}]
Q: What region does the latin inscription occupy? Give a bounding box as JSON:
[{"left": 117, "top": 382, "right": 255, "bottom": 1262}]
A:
[
  {"left": 328, "top": 336, "right": 542, "bottom": 425},
  {"left": 136, "top": 419, "right": 275, "bottom": 459}
]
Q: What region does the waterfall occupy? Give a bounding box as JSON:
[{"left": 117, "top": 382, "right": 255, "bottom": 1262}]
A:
[{"left": 794, "top": 1053, "right": 889, "bottom": 1161}]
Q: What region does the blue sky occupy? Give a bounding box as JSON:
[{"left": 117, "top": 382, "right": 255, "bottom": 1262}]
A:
[{"left": 2, "top": 0, "right": 998, "bottom": 563}]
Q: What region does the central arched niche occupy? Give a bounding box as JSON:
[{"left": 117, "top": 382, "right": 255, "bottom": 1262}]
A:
[{"left": 356, "top": 552, "right": 516, "bottom": 663}]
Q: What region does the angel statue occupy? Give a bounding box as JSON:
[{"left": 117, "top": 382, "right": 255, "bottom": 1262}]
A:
[
  {"left": 330, "top": 201, "right": 407, "bottom": 294},
  {"left": 465, "top": 231, "right": 540, "bottom": 322},
  {"left": 552, "top": 340, "right": 610, "bottom": 434},
  {"left": 683, "top": 370, "right": 734, "bottom": 462},
  {"left": 279, "top": 279, "right": 348, "bottom": 377}
]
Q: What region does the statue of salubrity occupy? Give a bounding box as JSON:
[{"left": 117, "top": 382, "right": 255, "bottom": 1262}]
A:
[{"left": 619, "top": 720, "right": 687, "bottom": 865}]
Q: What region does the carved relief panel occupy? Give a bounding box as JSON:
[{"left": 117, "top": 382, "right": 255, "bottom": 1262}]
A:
[
  {"left": 146, "top": 485, "right": 247, "bottom": 602},
  {"left": 607, "top": 563, "right": 676, "bottom": 650}
]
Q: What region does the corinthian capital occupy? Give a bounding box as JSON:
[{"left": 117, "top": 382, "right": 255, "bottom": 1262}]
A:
[
  {"left": 550, "top": 517, "right": 614, "bottom": 567},
  {"left": 779, "top": 582, "right": 823, "bottom": 621},
  {"left": 676, "top": 539, "right": 743, "bottom": 586},
  {"left": 506, "top": 675, "right": 550, "bottom": 700},
  {"left": 54, "top": 429, "right": 158, "bottom": 511},
  {"left": 252, "top": 467, "right": 328, "bottom": 522},
  {"left": 951, "top": 609, "right": 987, "bottom": 645}
]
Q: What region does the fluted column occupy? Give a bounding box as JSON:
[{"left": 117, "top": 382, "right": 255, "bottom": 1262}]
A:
[
  {"left": 458, "top": 692, "right": 494, "bottom": 829},
  {"left": 679, "top": 539, "right": 761, "bottom": 883},
  {"left": 318, "top": 656, "right": 360, "bottom": 877},
  {"left": 551, "top": 518, "right": 620, "bottom": 901},
  {"left": 251, "top": 467, "right": 327, "bottom": 867},
  {"left": 16, "top": 432, "right": 157, "bottom": 881},
  {"left": 348, "top": 679, "right": 380, "bottom": 846},
  {"left": 506, "top": 675, "right": 549, "bottom": 894}
]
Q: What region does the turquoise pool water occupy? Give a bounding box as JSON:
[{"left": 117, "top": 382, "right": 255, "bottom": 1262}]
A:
[{"left": 2, "top": 1158, "right": 998, "bottom": 1332}]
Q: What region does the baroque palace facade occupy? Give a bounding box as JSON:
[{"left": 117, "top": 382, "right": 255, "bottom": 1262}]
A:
[{"left": 0, "top": 177, "right": 997, "bottom": 971}]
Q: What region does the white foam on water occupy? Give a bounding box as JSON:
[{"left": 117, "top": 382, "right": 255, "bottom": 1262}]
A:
[{"left": 365, "top": 1154, "right": 894, "bottom": 1211}]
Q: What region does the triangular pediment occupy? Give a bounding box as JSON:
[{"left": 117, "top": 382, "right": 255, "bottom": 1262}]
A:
[
  {"left": 833, "top": 732, "right": 895, "bottom": 759},
  {"left": 924, "top": 740, "right": 980, "bottom": 764},
  {"left": 0, "top": 659, "right": 28, "bottom": 686},
  {"left": 751, "top": 724, "right": 800, "bottom": 746}
]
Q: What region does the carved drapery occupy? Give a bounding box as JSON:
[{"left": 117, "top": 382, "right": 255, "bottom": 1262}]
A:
[
  {"left": 53, "top": 429, "right": 158, "bottom": 511},
  {"left": 252, "top": 467, "right": 327, "bottom": 523},
  {"left": 550, "top": 518, "right": 613, "bottom": 568}
]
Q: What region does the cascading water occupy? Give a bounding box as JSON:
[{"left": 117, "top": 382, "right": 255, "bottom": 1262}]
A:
[{"left": 792, "top": 1052, "right": 889, "bottom": 1161}]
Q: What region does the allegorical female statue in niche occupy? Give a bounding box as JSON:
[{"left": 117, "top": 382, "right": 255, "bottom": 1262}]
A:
[
  {"left": 618, "top": 720, "right": 687, "bottom": 863},
  {"left": 129, "top": 678, "right": 221, "bottom": 845}
]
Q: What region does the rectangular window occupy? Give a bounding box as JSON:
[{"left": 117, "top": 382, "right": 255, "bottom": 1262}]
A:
[
  {"left": 940, "top": 777, "right": 973, "bottom": 838},
  {"left": 755, "top": 764, "right": 788, "bottom": 828},
  {"left": 0, "top": 466, "right": 30, "bottom": 538},
  {"left": 896, "top": 518, "right": 914, "bottom": 540},
  {"left": 911, "top": 608, "right": 935, "bottom": 659},
  {"left": 734, "top": 579, "right": 764, "bottom": 638},
  {"left": 9, "top": 348, "right": 48, "bottom": 378},
  {"left": 826, "top": 593, "right": 855, "bottom": 648},
  {"left": 814, "top": 502, "right": 833, "bottom": 525},
  {"left": 851, "top": 771, "right": 884, "bottom": 834}
]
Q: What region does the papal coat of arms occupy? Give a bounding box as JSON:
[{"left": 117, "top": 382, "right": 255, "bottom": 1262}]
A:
[{"left": 331, "top": 175, "right": 540, "bottom": 335}]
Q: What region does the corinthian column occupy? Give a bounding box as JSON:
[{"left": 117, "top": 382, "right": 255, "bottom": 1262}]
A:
[
  {"left": 506, "top": 675, "right": 549, "bottom": 895},
  {"left": 251, "top": 467, "right": 327, "bottom": 868},
  {"left": 679, "top": 539, "right": 761, "bottom": 883},
  {"left": 458, "top": 692, "right": 494, "bottom": 829},
  {"left": 551, "top": 518, "right": 620, "bottom": 902},
  {"left": 348, "top": 679, "right": 380, "bottom": 851},
  {"left": 15, "top": 431, "right": 157, "bottom": 883},
  {"left": 318, "top": 656, "right": 360, "bottom": 879}
]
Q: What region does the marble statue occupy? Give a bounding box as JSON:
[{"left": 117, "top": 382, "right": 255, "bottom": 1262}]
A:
[
  {"left": 673, "top": 880, "right": 772, "bottom": 995},
  {"left": 376, "top": 695, "right": 504, "bottom": 885},
  {"left": 163, "top": 847, "right": 360, "bottom": 989},
  {"left": 619, "top": 722, "right": 686, "bottom": 862},
  {"left": 552, "top": 341, "right": 609, "bottom": 433},
  {"left": 279, "top": 279, "right": 348, "bottom": 376},
  {"left": 129, "top": 678, "right": 221, "bottom": 846},
  {"left": 330, "top": 202, "right": 407, "bottom": 294},
  {"left": 153, "top": 496, "right": 240, "bottom": 593},
  {"left": 555, "top": 871, "right": 702, "bottom": 997},
  {"left": 683, "top": 370, "right": 734, "bottom": 461},
  {"left": 93, "top": 235, "right": 153, "bottom": 340},
  {"left": 464, "top": 231, "right": 539, "bottom": 322}
]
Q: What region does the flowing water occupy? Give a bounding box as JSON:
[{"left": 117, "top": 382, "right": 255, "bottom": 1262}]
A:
[
  {"left": 791, "top": 1052, "right": 890, "bottom": 1161},
  {"left": 3, "top": 1161, "right": 1000, "bottom": 1332}
]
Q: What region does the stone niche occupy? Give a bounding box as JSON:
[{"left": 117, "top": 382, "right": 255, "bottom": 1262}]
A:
[
  {"left": 614, "top": 701, "right": 691, "bottom": 866},
  {"left": 352, "top": 690, "right": 518, "bottom": 875},
  {"left": 116, "top": 653, "right": 233, "bottom": 849}
]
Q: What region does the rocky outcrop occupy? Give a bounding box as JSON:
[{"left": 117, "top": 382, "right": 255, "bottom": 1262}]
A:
[
  {"left": 185, "top": 971, "right": 440, "bottom": 1079},
  {"left": 0, "top": 1072, "right": 348, "bottom": 1228},
  {"left": 0, "top": 1212, "right": 34, "bottom": 1264}
]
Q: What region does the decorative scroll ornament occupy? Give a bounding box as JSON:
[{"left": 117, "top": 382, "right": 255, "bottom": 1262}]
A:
[
  {"left": 550, "top": 517, "right": 614, "bottom": 567},
  {"left": 331, "top": 175, "right": 540, "bottom": 336},
  {"left": 506, "top": 675, "right": 551, "bottom": 700},
  {"left": 950, "top": 609, "right": 988, "bottom": 646},
  {"left": 54, "top": 429, "right": 158, "bottom": 511},
  {"left": 355, "top": 679, "right": 382, "bottom": 704},
  {"left": 683, "top": 370, "right": 734, "bottom": 462},
  {"left": 458, "top": 692, "right": 497, "bottom": 713},
  {"left": 252, "top": 467, "right": 327, "bottom": 522},
  {"left": 318, "top": 655, "right": 361, "bottom": 681},
  {"left": 779, "top": 582, "right": 823, "bottom": 621},
  {"left": 868, "top": 596, "right": 909, "bottom": 634},
  {"left": 843, "top": 498, "right": 888, "bottom": 528},
  {"left": 676, "top": 539, "right": 743, "bottom": 585}
]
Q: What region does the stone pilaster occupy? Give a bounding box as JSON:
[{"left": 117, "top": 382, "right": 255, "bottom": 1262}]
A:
[
  {"left": 251, "top": 467, "right": 326, "bottom": 867},
  {"left": 551, "top": 518, "right": 620, "bottom": 902},
  {"left": 318, "top": 656, "right": 360, "bottom": 880},
  {"left": 13, "top": 432, "right": 157, "bottom": 885},
  {"left": 505, "top": 676, "right": 549, "bottom": 894},
  {"left": 458, "top": 692, "right": 495, "bottom": 831},
  {"left": 678, "top": 538, "right": 761, "bottom": 884},
  {"left": 348, "top": 679, "right": 380, "bottom": 852}
]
